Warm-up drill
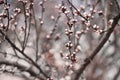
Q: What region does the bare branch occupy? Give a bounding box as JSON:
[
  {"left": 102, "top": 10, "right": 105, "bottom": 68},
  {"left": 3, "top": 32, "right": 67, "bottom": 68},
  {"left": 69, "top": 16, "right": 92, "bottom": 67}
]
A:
[
  {"left": 0, "top": 30, "right": 49, "bottom": 79},
  {"left": 75, "top": 13, "right": 120, "bottom": 80},
  {"left": 0, "top": 60, "right": 44, "bottom": 80}
]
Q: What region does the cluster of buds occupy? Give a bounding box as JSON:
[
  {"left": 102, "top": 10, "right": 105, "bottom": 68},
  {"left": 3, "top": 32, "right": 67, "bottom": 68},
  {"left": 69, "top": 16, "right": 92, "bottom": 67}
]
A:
[
  {"left": 55, "top": 4, "right": 69, "bottom": 14},
  {"left": 61, "top": 6, "right": 67, "bottom": 13},
  {"left": 60, "top": 51, "right": 77, "bottom": 63},
  {"left": 65, "top": 41, "right": 73, "bottom": 49},
  {"left": 0, "top": 23, "right": 6, "bottom": 30},
  {"left": 13, "top": 8, "right": 21, "bottom": 18},
  {"left": 92, "top": 24, "right": 99, "bottom": 30},
  {"left": 74, "top": 5, "right": 85, "bottom": 16},
  {"left": 65, "top": 29, "right": 73, "bottom": 36},
  {"left": 58, "top": 6, "right": 69, "bottom": 14},
  {"left": 75, "top": 45, "right": 81, "bottom": 52},
  {"left": 83, "top": 12, "right": 93, "bottom": 19},
  {"left": 96, "top": 29, "right": 104, "bottom": 35},
  {"left": 4, "top": 3, "right": 10, "bottom": 10},
  {"left": 14, "top": 8, "right": 21, "bottom": 14},
  {"left": 84, "top": 20, "right": 91, "bottom": 27},
  {"left": 65, "top": 54, "right": 77, "bottom": 70},
  {"left": 75, "top": 30, "right": 84, "bottom": 39},
  {"left": 71, "top": 18, "right": 77, "bottom": 24},
  {"left": 92, "top": 24, "right": 105, "bottom": 35},
  {"left": 98, "top": 10, "right": 103, "bottom": 16},
  {"left": 0, "top": 12, "right": 7, "bottom": 18},
  {"left": 68, "top": 18, "right": 77, "bottom": 27},
  {"left": 69, "top": 52, "right": 77, "bottom": 63},
  {"left": 74, "top": 9, "right": 80, "bottom": 16},
  {"left": 65, "top": 62, "right": 73, "bottom": 70}
]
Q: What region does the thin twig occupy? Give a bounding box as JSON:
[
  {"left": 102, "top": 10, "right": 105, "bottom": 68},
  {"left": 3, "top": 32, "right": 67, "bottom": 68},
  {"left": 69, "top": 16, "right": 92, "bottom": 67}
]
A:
[
  {"left": 67, "top": 0, "right": 88, "bottom": 21},
  {"left": 22, "top": 2, "right": 28, "bottom": 51},
  {"left": 5, "top": 0, "right": 10, "bottom": 31}
]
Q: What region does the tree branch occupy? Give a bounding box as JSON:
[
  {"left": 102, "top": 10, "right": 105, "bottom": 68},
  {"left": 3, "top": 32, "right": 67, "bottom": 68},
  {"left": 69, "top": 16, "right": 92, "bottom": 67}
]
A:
[
  {"left": 0, "top": 30, "right": 49, "bottom": 79},
  {"left": 75, "top": 13, "right": 120, "bottom": 80},
  {"left": 0, "top": 60, "right": 44, "bottom": 80}
]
